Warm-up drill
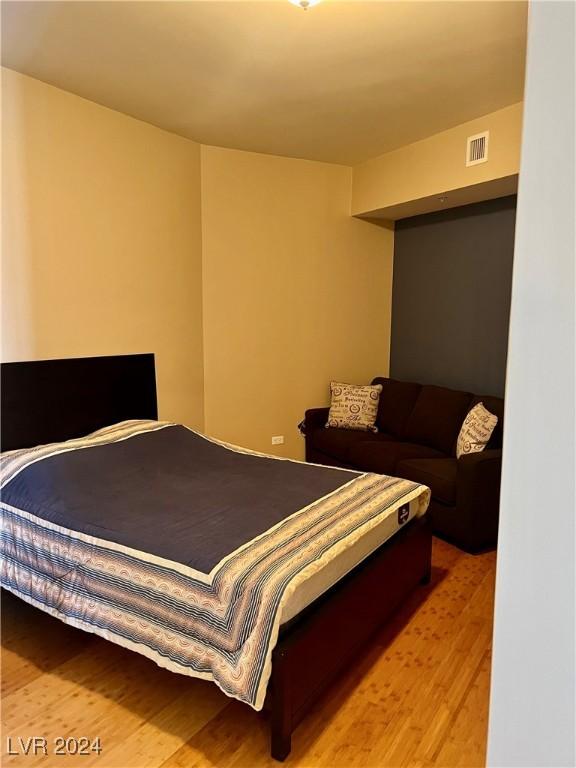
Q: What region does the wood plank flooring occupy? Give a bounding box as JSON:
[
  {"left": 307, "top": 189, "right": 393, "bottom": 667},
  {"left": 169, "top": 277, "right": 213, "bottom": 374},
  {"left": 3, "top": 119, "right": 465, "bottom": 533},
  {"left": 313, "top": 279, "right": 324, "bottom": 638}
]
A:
[{"left": 1, "top": 538, "right": 496, "bottom": 768}]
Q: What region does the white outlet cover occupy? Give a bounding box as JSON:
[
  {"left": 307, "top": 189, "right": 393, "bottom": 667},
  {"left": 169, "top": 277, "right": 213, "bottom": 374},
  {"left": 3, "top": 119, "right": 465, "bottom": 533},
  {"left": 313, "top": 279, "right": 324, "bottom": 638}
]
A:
[{"left": 271, "top": 436, "right": 284, "bottom": 445}]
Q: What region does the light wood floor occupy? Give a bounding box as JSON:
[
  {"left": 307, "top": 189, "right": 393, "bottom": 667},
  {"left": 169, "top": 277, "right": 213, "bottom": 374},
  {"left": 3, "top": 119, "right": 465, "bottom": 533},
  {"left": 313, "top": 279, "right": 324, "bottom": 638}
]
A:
[{"left": 1, "top": 538, "right": 496, "bottom": 768}]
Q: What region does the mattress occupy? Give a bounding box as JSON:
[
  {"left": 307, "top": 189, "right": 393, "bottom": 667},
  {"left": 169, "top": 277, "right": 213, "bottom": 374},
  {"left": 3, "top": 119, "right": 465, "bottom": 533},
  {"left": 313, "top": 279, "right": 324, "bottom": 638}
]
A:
[
  {"left": 1, "top": 420, "right": 430, "bottom": 709},
  {"left": 280, "top": 496, "right": 421, "bottom": 623}
]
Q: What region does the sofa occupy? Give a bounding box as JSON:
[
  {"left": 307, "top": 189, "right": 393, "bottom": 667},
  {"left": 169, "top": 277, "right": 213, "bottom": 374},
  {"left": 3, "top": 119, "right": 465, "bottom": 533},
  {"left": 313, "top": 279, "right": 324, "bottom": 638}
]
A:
[{"left": 301, "top": 377, "right": 504, "bottom": 553}]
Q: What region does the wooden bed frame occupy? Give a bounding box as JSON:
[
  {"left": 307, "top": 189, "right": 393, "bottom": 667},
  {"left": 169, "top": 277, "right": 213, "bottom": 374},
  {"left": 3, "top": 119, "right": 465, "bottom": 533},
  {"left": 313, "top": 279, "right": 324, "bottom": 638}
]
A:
[{"left": 0, "top": 354, "right": 432, "bottom": 761}]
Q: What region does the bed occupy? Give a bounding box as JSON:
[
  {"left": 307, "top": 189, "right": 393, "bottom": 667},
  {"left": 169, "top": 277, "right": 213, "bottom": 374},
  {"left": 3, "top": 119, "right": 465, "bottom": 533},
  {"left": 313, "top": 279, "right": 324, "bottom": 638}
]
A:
[{"left": 0, "top": 354, "right": 432, "bottom": 760}]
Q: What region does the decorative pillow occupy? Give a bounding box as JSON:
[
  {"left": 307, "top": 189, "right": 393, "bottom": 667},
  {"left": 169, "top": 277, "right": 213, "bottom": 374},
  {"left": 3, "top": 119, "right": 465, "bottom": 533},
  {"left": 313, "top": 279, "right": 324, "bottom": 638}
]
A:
[
  {"left": 456, "top": 402, "right": 498, "bottom": 459},
  {"left": 326, "top": 381, "right": 383, "bottom": 432}
]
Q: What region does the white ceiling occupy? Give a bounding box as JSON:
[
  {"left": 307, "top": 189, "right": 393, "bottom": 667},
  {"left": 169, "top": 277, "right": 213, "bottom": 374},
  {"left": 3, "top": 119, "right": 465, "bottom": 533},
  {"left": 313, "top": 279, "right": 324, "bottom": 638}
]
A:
[{"left": 1, "top": 0, "right": 527, "bottom": 165}]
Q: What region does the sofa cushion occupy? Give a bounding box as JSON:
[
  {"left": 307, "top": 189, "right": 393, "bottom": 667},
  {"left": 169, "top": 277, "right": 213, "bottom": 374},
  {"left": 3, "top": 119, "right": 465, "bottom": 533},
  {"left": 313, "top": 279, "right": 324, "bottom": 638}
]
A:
[
  {"left": 305, "top": 446, "right": 358, "bottom": 471},
  {"left": 404, "top": 385, "right": 473, "bottom": 455},
  {"left": 327, "top": 381, "right": 382, "bottom": 432},
  {"left": 371, "top": 377, "right": 422, "bottom": 438},
  {"left": 396, "top": 458, "right": 457, "bottom": 506},
  {"left": 306, "top": 427, "right": 391, "bottom": 464},
  {"left": 469, "top": 394, "right": 504, "bottom": 449},
  {"left": 456, "top": 402, "right": 499, "bottom": 459},
  {"left": 348, "top": 440, "right": 445, "bottom": 476}
]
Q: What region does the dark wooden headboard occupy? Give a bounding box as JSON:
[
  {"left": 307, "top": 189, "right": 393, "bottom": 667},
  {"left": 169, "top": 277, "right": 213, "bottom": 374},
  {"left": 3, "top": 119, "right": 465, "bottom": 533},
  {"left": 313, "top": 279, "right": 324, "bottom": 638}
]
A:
[{"left": 1, "top": 354, "right": 158, "bottom": 451}]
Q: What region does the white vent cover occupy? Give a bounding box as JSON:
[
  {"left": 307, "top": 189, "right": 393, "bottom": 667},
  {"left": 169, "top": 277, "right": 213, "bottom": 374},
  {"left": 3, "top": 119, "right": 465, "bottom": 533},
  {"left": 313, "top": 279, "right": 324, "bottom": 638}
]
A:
[{"left": 466, "top": 131, "right": 489, "bottom": 166}]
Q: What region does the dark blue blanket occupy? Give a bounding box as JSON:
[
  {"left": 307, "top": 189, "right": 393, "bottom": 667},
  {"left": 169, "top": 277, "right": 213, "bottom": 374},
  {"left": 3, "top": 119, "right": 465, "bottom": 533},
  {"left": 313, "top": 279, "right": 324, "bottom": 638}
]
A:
[{"left": 1, "top": 425, "right": 359, "bottom": 573}]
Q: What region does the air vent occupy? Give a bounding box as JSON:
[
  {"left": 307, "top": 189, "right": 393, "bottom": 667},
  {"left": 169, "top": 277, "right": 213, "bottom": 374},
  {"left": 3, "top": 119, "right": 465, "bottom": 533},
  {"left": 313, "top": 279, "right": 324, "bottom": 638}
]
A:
[{"left": 466, "top": 131, "right": 489, "bottom": 166}]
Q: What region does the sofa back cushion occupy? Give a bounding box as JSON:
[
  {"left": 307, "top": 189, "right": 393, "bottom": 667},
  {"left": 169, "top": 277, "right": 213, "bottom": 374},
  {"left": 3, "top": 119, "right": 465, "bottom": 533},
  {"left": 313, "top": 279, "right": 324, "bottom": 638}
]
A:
[
  {"left": 469, "top": 394, "right": 505, "bottom": 448},
  {"left": 404, "top": 384, "right": 473, "bottom": 455},
  {"left": 371, "top": 377, "right": 422, "bottom": 438}
]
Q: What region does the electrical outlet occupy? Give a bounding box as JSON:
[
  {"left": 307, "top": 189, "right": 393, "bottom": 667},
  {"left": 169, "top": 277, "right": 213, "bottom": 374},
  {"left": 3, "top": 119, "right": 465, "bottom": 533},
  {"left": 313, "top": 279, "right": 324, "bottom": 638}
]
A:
[{"left": 271, "top": 435, "right": 284, "bottom": 445}]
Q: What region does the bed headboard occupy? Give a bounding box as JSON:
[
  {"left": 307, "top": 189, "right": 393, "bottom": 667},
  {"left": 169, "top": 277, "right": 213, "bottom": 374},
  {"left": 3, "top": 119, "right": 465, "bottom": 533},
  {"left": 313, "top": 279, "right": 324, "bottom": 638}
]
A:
[{"left": 1, "top": 354, "right": 158, "bottom": 451}]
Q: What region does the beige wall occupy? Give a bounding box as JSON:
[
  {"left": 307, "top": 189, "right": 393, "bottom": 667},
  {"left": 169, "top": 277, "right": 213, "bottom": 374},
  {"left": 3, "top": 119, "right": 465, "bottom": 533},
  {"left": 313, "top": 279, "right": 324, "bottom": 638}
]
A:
[
  {"left": 1, "top": 71, "right": 393, "bottom": 455},
  {"left": 352, "top": 102, "right": 523, "bottom": 216},
  {"left": 1, "top": 68, "right": 205, "bottom": 428},
  {"left": 201, "top": 145, "right": 393, "bottom": 459}
]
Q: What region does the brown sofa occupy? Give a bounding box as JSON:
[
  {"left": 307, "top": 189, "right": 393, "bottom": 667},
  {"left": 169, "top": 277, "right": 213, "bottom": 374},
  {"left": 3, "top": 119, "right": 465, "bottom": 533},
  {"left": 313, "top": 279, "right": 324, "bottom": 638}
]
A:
[{"left": 301, "top": 377, "right": 504, "bottom": 553}]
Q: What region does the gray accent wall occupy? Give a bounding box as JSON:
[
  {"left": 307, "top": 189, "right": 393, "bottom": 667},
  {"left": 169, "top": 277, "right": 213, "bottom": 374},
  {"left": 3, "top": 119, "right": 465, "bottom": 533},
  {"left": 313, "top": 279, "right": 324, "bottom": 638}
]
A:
[{"left": 390, "top": 195, "right": 516, "bottom": 397}]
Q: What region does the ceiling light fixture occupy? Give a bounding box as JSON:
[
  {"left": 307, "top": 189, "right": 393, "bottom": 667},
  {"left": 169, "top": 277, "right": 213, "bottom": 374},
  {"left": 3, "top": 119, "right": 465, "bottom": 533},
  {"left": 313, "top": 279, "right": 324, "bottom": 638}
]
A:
[{"left": 289, "top": 0, "right": 321, "bottom": 10}]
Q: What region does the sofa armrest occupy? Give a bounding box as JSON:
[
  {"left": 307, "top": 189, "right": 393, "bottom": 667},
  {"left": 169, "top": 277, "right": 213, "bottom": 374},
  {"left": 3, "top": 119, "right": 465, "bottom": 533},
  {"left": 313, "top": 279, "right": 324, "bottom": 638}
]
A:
[
  {"left": 456, "top": 449, "right": 502, "bottom": 550},
  {"left": 299, "top": 407, "right": 330, "bottom": 435}
]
